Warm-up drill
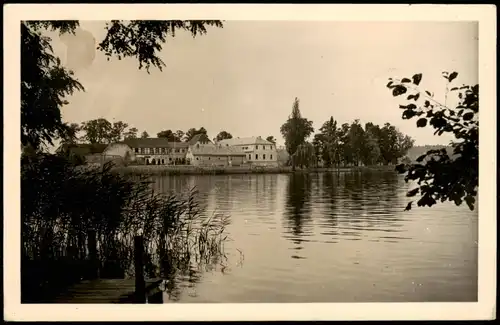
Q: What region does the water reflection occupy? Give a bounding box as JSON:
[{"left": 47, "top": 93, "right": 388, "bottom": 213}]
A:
[
  {"left": 149, "top": 172, "right": 478, "bottom": 303},
  {"left": 282, "top": 173, "right": 313, "bottom": 257}
]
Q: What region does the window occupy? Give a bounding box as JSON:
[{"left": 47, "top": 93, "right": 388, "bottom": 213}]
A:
[
  {"left": 255, "top": 154, "right": 258, "bottom": 160},
  {"left": 161, "top": 159, "right": 165, "bottom": 164},
  {"left": 209, "top": 157, "right": 211, "bottom": 160},
  {"left": 270, "top": 154, "right": 273, "bottom": 160},
  {"left": 263, "top": 154, "right": 266, "bottom": 160},
  {"left": 255, "top": 145, "right": 259, "bottom": 150},
  {"left": 161, "top": 148, "right": 165, "bottom": 154},
  {"left": 196, "top": 157, "right": 199, "bottom": 160},
  {"left": 140, "top": 148, "right": 145, "bottom": 154},
  {"left": 248, "top": 154, "right": 251, "bottom": 160},
  {"left": 169, "top": 157, "right": 172, "bottom": 161},
  {"left": 135, "top": 148, "right": 139, "bottom": 153}
]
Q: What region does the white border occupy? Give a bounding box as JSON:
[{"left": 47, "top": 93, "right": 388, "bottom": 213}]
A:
[{"left": 3, "top": 4, "right": 497, "bottom": 321}]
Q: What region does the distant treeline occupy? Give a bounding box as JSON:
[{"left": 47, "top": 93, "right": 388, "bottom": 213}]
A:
[{"left": 405, "top": 145, "right": 454, "bottom": 162}]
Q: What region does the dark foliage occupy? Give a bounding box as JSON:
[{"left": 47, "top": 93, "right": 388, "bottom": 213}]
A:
[
  {"left": 387, "top": 72, "right": 478, "bottom": 210},
  {"left": 22, "top": 20, "right": 223, "bottom": 150}
]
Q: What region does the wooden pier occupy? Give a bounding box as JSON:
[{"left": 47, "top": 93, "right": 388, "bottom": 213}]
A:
[
  {"left": 48, "top": 278, "right": 165, "bottom": 303},
  {"left": 46, "top": 234, "right": 166, "bottom": 304}
]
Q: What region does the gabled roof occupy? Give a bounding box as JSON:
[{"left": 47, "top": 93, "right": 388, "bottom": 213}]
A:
[
  {"left": 217, "top": 136, "right": 273, "bottom": 146},
  {"left": 57, "top": 143, "right": 108, "bottom": 156},
  {"left": 187, "top": 133, "right": 212, "bottom": 146},
  {"left": 190, "top": 144, "right": 246, "bottom": 156},
  {"left": 122, "top": 138, "right": 189, "bottom": 148}
]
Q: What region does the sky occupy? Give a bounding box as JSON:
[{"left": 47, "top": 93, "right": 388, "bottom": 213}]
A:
[{"left": 48, "top": 21, "right": 478, "bottom": 147}]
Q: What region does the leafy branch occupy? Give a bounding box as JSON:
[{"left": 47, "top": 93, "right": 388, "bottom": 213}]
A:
[{"left": 387, "top": 72, "right": 478, "bottom": 211}]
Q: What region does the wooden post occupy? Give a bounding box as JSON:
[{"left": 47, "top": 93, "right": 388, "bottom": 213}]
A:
[
  {"left": 88, "top": 229, "right": 98, "bottom": 279},
  {"left": 134, "top": 235, "right": 146, "bottom": 303}
]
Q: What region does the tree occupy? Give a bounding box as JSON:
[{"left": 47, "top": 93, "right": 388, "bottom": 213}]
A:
[
  {"left": 387, "top": 71, "right": 478, "bottom": 211},
  {"left": 313, "top": 117, "right": 340, "bottom": 167},
  {"left": 363, "top": 122, "right": 383, "bottom": 165},
  {"left": 21, "top": 20, "right": 223, "bottom": 151},
  {"left": 21, "top": 21, "right": 84, "bottom": 150},
  {"left": 280, "top": 97, "right": 314, "bottom": 170},
  {"left": 348, "top": 119, "right": 365, "bottom": 166},
  {"left": 360, "top": 129, "right": 381, "bottom": 166},
  {"left": 80, "top": 118, "right": 113, "bottom": 144},
  {"left": 140, "top": 131, "right": 149, "bottom": 139},
  {"left": 215, "top": 131, "right": 233, "bottom": 142},
  {"left": 293, "top": 142, "right": 317, "bottom": 168},
  {"left": 395, "top": 133, "right": 415, "bottom": 161},
  {"left": 59, "top": 122, "right": 80, "bottom": 146},
  {"left": 377, "top": 123, "right": 413, "bottom": 165},
  {"left": 157, "top": 129, "right": 181, "bottom": 142},
  {"left": 338, "top": 123, "right": 353, "bottom": 166},
  {"left": 185, "top": 127, "right": 208, "bottom": 142},
  {"left": 109, "top": 121, "right": 129, "bottom": 143},
  {"left": 266, "top": 136, "right": 276, "bottom": 144},
  {"left": 123, "top": 127, "right": 138, "bottom": 140},
  {"left": 174, "top": 130, "right": 185, "bottom": 142}
]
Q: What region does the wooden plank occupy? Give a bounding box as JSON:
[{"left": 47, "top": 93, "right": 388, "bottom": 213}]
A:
[{"left": 49, "top": 278, "right": 164, "bottom": 303}]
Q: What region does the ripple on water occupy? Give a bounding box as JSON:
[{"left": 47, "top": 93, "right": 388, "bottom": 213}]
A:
[{"left": 152, "top": 172, "right": 478, "bottom": 303}]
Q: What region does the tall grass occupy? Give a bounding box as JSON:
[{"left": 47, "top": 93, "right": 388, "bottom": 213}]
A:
[{"left": 21, "top": 153, "right": 230, "bottom": 302}]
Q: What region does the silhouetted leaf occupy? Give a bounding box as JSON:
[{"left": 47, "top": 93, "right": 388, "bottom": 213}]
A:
[
  {"left": 386, "top": 81, "right": 394, "bottom": 88},
  {"left": 416, "top": 154, "right": 427, "bottom": 163},
  {"left": 404, "top": 201, "right": 413, "bottom": 211},
  {"left": 463, "top": 112, "right": 474, "bottom": 121},
  {"left": 395, "top": 164, "right": 407, "bottom": 173},
  {"left": 464, "top": 195, "right": 475, "bottom": 210},
  {"left": 450, "top": 87, "right": 458, "bottom": 91},
  {"left": 401, "top": 78, "right": 411, "bottom": 83},
  {"left": 416, "top": 118, "right": 427, "bottom": 128},
  {"left": 448, "top": 72, "right": 458, "bottom": 82},
  {"left": 407, "top": 188, "right": 419, "bottom": 197},
  {"left": 392, "top": 85, "right": 407, "bottom": 96},
  {"left": 412, "top": 73, "right": 422, "bottom": 86},
  {"left": 425, "top": 90, "right": 433, "bottom": 97},
  {"left": 402, "top": 110, "right": 417, "bottom": 119}
]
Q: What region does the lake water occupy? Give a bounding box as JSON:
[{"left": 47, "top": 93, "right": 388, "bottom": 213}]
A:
[{"left": 151, "top": 171, "right": 478, "bottom": 303}]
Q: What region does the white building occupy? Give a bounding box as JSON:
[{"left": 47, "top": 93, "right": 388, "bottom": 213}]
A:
[{"left": 217, "top": 136, "right": 279, "bottom": 167}]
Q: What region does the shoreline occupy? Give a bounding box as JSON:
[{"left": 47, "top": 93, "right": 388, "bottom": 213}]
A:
[{"left": 111, "top": 165, "right": 398, "bottom": 176}]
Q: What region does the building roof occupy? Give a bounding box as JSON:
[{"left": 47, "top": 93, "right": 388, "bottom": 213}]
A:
[
  {"left": 57, "top": 143, "right": 108, "bottom": 156},
  {"left": 190, "top": 144, "right": 246, "bottom": 156},
  {"left": 122, "top": 138, "right": 189, "bottom": 149},
  {"left": 187, "top": 133, "right": 212, "bottom": 146},
  {"left": 217, "top": 136, "right": 273, "bottom": 146}
]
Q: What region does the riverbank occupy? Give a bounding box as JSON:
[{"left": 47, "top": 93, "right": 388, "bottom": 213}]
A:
[{"left": 112, "top": 165, "right": 397, "bottom": 176}]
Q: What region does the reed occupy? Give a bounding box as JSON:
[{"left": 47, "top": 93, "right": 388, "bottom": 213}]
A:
[{"left": 21, "top": 153, "right": 229, "bottom": 302}]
